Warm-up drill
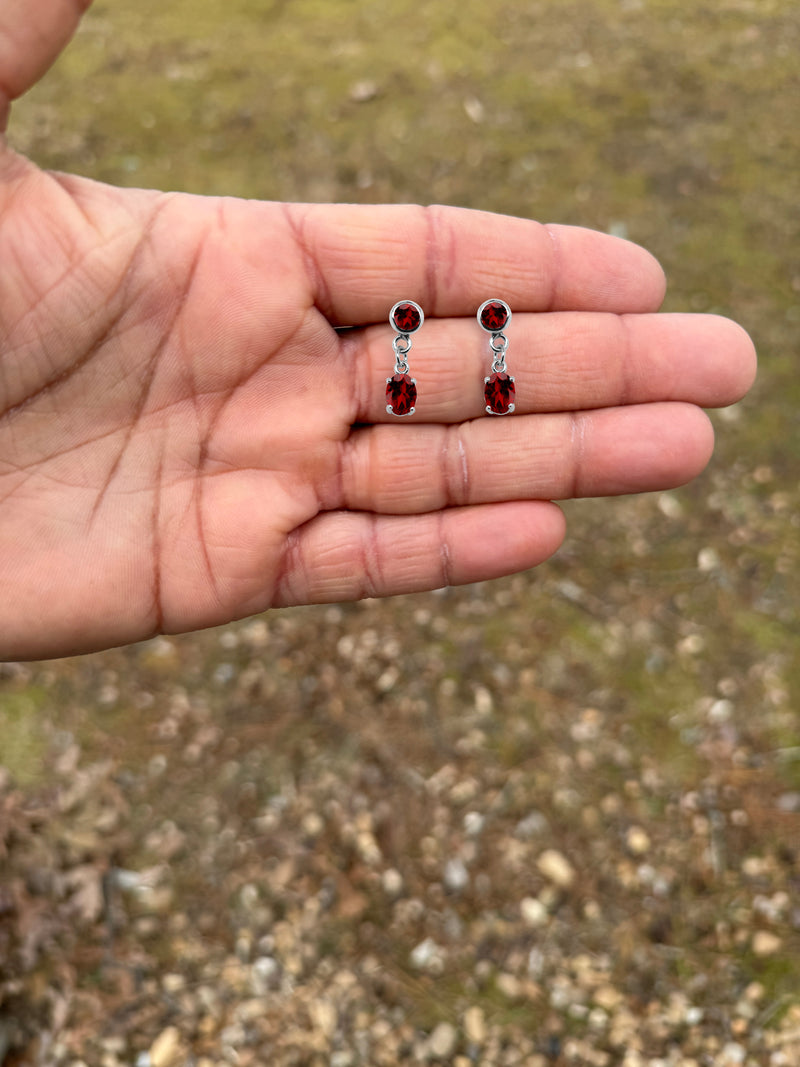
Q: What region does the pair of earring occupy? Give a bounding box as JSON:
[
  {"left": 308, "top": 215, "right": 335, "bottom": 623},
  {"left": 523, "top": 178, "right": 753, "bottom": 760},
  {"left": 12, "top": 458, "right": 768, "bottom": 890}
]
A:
[{"left": 385, "top": 299, "right": 515, "bottom": 417}]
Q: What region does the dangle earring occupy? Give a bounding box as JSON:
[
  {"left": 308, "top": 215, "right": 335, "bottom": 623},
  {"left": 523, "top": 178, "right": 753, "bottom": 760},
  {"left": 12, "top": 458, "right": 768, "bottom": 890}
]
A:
[
  {"left": 386, "top": 300, "right": 423, "bottom": 416},
  {"left": 478, "top": 299, "right": 515, "bottom": 415}
]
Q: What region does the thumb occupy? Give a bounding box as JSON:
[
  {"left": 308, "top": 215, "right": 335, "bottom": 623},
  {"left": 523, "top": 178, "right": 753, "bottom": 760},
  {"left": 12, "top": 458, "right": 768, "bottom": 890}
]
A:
[{"left": 0, "top": 0, "right": 92, "bottom": 132}]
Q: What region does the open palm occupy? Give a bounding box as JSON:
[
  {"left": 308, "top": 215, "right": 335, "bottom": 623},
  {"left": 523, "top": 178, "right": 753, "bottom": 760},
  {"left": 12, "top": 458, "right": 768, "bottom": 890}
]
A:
[{"left": 0, "top": 1, "right": 756, "bottom": 659}]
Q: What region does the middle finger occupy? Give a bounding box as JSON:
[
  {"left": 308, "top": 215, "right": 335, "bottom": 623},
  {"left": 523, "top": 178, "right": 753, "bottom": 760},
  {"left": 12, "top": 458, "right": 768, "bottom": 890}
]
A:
[{"left": 348, "top": 311, "right": 754, "bottom": 423}]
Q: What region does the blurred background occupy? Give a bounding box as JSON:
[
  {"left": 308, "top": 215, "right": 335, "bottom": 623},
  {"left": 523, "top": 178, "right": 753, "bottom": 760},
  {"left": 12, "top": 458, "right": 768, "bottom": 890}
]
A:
[{"left": 1, "top": 0, "right": 799, "bottom": 1064}]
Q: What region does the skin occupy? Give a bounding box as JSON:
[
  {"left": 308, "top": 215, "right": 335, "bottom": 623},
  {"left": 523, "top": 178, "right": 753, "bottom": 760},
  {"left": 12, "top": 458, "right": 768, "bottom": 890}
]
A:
[{"left": 0, "top": 0, "right": 757, "bottom": 660}]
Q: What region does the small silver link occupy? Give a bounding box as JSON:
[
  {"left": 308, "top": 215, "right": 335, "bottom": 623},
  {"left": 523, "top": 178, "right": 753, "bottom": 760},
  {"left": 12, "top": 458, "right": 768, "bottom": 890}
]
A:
[
  {"left": 490, "top": 332, "right": 507, "bottom": 374},
  {"left": 393, "top": 334, "right": 412, "bottom": 374}
]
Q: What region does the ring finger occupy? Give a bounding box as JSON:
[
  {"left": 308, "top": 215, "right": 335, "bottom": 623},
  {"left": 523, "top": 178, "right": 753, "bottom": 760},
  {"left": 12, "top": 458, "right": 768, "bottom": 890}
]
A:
[{"left": 333, "top": 402, "right": 715, "bottom": 513}]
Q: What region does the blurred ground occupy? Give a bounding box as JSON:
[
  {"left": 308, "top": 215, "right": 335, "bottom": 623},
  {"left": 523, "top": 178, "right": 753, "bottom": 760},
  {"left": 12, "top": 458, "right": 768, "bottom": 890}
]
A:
[{"left": 1, "top": 0, "right": 799, "bottom": 1064}]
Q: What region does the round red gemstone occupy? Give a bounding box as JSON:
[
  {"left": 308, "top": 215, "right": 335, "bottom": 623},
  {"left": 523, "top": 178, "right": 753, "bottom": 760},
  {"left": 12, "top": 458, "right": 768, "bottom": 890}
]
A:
[
  {"left": 484, "top": 371, "right": 515, "bottom": 414},
  {"left": 480, "top": 300, "right": 510, "bottom": 332},
  {"left": 392, "top": 302, "right": 421, "bottom": 333},
  {"left": 386, "top": 373, "right": 417, "bottom": 416}
]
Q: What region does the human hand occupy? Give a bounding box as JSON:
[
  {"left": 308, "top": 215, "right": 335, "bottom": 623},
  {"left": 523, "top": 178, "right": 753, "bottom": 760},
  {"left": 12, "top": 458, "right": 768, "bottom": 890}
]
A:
[{"left": 0, "top": 1, "right": 756, "bottom": 659}]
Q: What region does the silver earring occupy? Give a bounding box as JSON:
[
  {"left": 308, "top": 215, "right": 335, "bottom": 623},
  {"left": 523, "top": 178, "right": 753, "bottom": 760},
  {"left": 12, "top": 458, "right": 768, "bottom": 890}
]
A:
[
  {"left": 478, "top": 299, "right": 515, "bottom": 415},
  {"left": 386, "top": 301, "right": 423, "bottom": 416}
]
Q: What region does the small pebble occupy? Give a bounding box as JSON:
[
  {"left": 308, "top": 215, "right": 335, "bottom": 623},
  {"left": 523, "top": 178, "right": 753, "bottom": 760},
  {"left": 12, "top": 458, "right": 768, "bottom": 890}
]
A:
[
  {"left": 428, "top": 1021, "right": 458, "bottom": 1059},
  {"left": 148, "top": 1028, "right": 182, "bottom": 1067},
  {"left": 520, "top": 896, "right": 548, "bottom": 928},
  {"left": 463, "top": 1006, "right": 486, "bottom": 1045},
  {"left": 161, "top": 973, "right": 185, "bottom": 994},
  {"left": 658, "top": 493, "right": 684, "bottom": 519},
  {"left": 382, "top": 868, "right": 404, "bottom": 896},
  {"left": 474, "top": 686, "right": 494, "bottom": 716},
  {"left": 626, "top": 826, "right": 651, "bottom": 856},
  {"left": 717, "top": 1043, "right": 746, "bottom": 1065},
  {"left": 496, "top": 973, "right": 522, "bottom": 999},
  {"left": 444, "top": 857, "right": 469, "bottom": 892},
  {"left": 463, "top": 811, "right": 485, "bottom": 836},
  {"left": 410, "top": 938, "right": 441, "bottom": 970},
  {"left": 515, "top": 811, "right": 549, "bottom": 838},
  {"left": 537, "top": 849, "right": 576, "bottom": 889},
  {"left": 349, "top": 79, "right": 378, "bottom": 102},
  {"left": 593, "top": 985, "right": 623, "bottom": 1011},
  {"left": 698, "top": 547, "right": 721, "bottom": 572},
  {"left": 708, "top": 699, "right": 734, "bottom": 723},
  {"left": 310, "top": 998, "right": 337, "bottom": 1038},
  {"left": 752, "top": 931, "right": 782, "bottom": 957}
]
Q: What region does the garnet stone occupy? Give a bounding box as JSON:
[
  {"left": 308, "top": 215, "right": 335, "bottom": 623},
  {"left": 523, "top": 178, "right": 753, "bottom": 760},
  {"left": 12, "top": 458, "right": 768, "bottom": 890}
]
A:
[
  {"left": 484, "top": 372, "right": 515, "bottom": 415},
  {"left": 479, "top": 300, "right": 510, "bottom": 332},
  {"left": 386, "top": 373, "right": 417, "bottom": 416},
  {"left": 391, "top": 302, "right": 422, "bottom": 334}
]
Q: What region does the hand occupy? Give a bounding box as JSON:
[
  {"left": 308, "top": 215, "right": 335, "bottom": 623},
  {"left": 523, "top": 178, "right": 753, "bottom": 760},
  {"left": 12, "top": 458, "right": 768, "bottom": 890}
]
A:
[{"left": 0, "top": 1, "right": 756, "bottom": 660}]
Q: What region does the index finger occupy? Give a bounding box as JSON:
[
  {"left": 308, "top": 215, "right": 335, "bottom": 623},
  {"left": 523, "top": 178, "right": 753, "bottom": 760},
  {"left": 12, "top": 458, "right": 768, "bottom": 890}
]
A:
[{"left": 282, "top": 204, "right": 667, "bottom": 326}]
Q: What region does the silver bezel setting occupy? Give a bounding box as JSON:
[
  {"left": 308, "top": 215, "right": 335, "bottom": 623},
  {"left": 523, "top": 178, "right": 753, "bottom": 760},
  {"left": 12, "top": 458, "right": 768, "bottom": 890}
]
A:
[
  {"left": 389, "top": 300, "right": 424, "bottom": 335},
  {"left": 477, "top": 298, "right": 512, "bottom": 334}
]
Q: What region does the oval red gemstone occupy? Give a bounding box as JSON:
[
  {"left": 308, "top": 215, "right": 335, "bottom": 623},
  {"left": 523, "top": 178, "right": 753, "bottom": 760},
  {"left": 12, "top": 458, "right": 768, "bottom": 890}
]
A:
[
  {"left": 386, "top": 373, "right": 417, "bottom": 416},
  {"left": 480, "top": 301, "right": 509, "bottom": 332},
  {"left": 392, "top": 302, "right": 421, "bottom": 333},
  {"left": 484, "top": 371, "right": 515, "bottom": 414}
]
